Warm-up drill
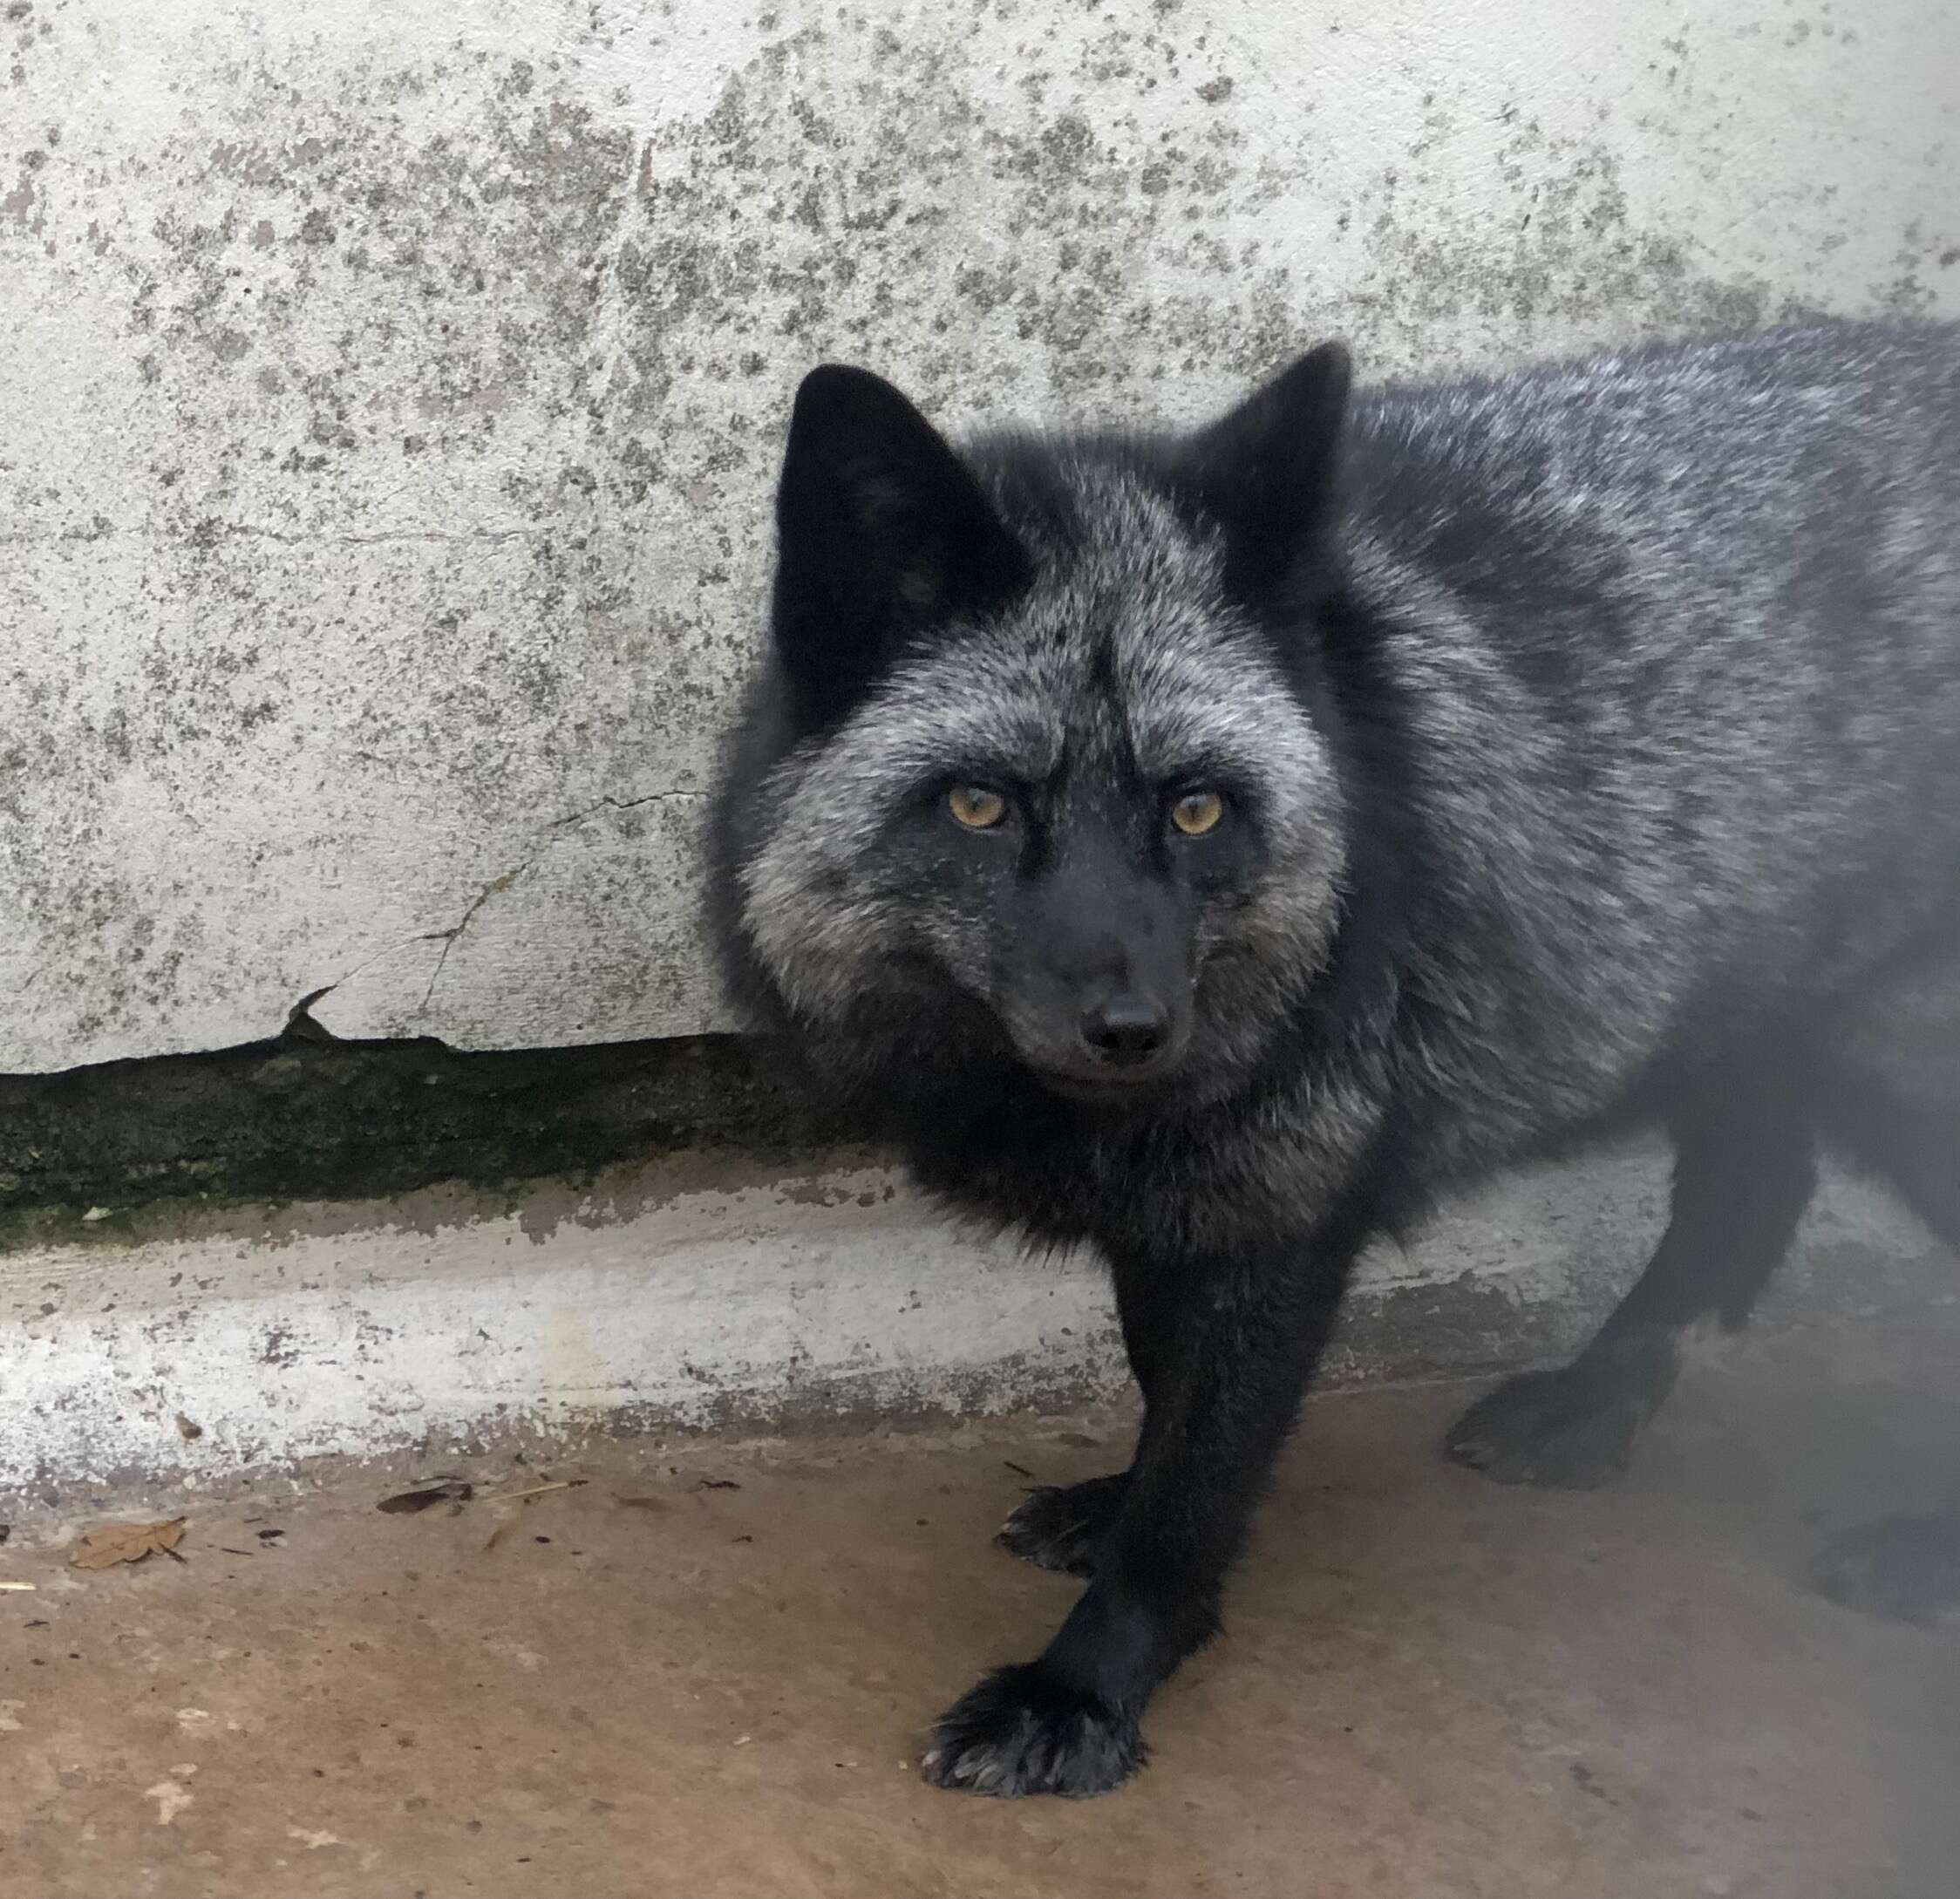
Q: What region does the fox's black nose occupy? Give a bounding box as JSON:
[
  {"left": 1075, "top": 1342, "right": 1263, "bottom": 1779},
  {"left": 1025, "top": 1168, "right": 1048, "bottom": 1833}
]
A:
[{"left": 1080, "top": 997, "right": 1170, "bottom": 1067}]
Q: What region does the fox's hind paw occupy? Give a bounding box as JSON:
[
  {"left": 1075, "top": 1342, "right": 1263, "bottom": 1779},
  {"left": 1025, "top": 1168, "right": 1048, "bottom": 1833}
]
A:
[
  {"left": 995, "top": 1474, "right": 1129, "bottom": 1576},
  {"left": 921, "top": 1663, "right": 1146, "bottom": 1798},
  {"left": 1445, "top": 1363, "right": 1650, "bottom": 1488}
]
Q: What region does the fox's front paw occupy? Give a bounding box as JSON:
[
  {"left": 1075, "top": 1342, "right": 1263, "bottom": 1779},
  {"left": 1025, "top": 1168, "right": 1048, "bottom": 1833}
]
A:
[{"left": 921, "top": 1663, "right": 1146, "bottom": 1798}]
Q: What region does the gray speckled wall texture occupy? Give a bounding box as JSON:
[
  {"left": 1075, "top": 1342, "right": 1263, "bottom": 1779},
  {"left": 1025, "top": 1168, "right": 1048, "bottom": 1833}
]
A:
[{"left": 5, "top": 0, "right": 1957, "bottom": 1071}]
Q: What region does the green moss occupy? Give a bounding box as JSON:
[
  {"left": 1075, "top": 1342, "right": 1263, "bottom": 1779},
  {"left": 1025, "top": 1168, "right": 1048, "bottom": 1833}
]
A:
[{"left": 0, "top": 1030, "right": 840, "bottom": 1253}]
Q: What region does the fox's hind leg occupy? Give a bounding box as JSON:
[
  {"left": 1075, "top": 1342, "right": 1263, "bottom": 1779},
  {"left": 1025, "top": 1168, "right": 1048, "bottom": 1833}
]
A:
[
  {"left": 1808, "top": 961, "right": 1960, "bottom": 1626},
  {"left": 1447, "top": 1063, "right": 1817, "bottom": 1488}
]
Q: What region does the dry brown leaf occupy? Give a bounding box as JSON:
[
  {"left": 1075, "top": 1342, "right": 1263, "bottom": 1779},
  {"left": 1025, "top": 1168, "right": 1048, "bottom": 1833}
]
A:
[{"left": 69, "top": 1518, "right": 187, "bottom": 1570}]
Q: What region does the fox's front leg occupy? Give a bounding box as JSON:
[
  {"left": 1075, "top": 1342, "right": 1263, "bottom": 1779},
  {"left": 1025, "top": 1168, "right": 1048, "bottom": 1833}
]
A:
[
  {"left": 994, "top": 1245, "right": 1187, "bottom": 1577},
  {"left": 923, "top": 1229, "right": 1360, "bottom": 1798}
]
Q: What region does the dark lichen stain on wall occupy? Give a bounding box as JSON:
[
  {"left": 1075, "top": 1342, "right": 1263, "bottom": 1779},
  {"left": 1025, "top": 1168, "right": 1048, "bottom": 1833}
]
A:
[{"left": 618, "top": 7, "right": 1817, "bottom": 417}]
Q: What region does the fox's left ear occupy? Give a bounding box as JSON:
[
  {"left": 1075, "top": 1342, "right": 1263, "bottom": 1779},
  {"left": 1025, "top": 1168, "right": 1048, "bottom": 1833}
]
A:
[{"left": 1182, "top": 340, "right": 1351, "bottom": 598}]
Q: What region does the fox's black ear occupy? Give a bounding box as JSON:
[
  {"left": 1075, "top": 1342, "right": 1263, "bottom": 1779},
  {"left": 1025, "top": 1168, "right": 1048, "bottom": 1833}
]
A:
[
  {"left": 1183, "top": 340, "right": 1351, "bottom": 599},
  {"left": 771, "top": 365, "right": 1031, "bottom": 729}
]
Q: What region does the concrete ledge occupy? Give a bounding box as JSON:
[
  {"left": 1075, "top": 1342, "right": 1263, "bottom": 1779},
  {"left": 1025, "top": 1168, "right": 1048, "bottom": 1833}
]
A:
[
  {"left": 0, "top": 1151, "right": 1115, "bottom": 1493},
  {"left": 4, "top": 1092, "right": 1949, "bottom": 1494}
]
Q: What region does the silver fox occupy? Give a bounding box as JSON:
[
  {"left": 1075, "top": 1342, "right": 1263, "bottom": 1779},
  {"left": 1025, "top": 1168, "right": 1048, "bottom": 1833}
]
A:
[{"left": 709, "top": 321, "right": 1960, "bottom": 1796}]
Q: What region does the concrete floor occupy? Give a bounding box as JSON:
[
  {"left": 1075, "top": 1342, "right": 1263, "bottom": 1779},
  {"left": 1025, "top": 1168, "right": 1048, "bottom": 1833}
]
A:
[{"left": 3, "top": 1310, "right": 1957, "bottom": 1899}]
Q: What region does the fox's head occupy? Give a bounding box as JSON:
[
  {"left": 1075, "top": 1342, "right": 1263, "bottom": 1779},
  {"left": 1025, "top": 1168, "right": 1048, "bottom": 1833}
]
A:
[{"left": 714, "top": 347, "right": 1358, "bottom": 1114}]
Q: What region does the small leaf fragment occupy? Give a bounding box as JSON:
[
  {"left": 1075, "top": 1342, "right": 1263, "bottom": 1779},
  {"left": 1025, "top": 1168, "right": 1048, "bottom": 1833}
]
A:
[{"left": 69, "top": 1518, "right": 188, "bottom": 1570}]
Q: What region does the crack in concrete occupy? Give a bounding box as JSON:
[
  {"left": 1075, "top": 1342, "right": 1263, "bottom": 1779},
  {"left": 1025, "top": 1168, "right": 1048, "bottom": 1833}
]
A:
[
  {"left": 222, "top": 527, "right": 534, "bottom": 547},
  {"left": 282, "top": 793, "right": 711, "bottom": 1031},
  {"left": 414, "top": 791, "right": 708, "bottom": 1018},
  {"left": 543, "top": 790, "right": 706, "bottom": 831},
  {"left": 1, "top": 526, "right": 533, "bottom": 547},
  {"left": 418, "top": 868, "right": 527, "bottom": 1014}
]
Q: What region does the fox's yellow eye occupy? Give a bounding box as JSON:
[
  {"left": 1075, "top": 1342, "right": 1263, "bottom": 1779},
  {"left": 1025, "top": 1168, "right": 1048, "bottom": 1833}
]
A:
[
  {"left": 948, "top": 786, "right": 1008, "bottom": 830},
  {"left": 1171, "top": 790, "right": 1225, "bottom": 837}
]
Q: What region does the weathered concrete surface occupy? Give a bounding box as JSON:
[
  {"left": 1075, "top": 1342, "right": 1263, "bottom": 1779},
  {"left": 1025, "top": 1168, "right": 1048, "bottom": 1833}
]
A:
[
  {"left": 0, "top": 1022, "right": 1944, "bottom": 1493},
  {"left": 0, "top": 1148, "right": 1124, "bottom": 1494},
  {"left": 3, "top": 1316, "right": 1958, "bottom": 1897},
  {"left": 3, "top": 1122, "right": 1948, "bottom": 1491},
  {"left": 5, "top": 0, "right": 1958, "bottom": 1070}
]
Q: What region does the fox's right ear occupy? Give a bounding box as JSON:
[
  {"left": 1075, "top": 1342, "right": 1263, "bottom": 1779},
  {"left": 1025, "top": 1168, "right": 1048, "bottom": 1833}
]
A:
[
  {"left": 1183, "top": 340, "right": 1351, "bottom": 601},
  {"left": 771, "top": 365, "right": 1031, "bottom": 730}
]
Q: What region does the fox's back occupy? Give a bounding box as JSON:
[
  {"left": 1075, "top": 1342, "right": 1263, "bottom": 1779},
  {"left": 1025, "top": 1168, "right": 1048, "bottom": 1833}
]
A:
[
  {"left": 1349, "top": 320, "right": 1960, "bottom": 694},
  {"left": 1344, "top": 322, "right": 1960, "bottom": 969},
  {"left": 1287, "top": 322, "right": 1957, "bottom": 1123}
]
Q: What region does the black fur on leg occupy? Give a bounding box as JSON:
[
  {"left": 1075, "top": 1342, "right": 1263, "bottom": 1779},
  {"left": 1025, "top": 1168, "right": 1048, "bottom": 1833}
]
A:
[
  {"left": 924, "top": 1223, "right": 1360, "bottom": 1799},
  {"left": 996, "top": 1474, "right": 1131, "bottom": 1576},
  {"left": 1450, "top": 1065, "right": 1818, "bottom": 1488},
  {"left": 920, "top": 1663, "right": 1147, "bottom": 1798}
]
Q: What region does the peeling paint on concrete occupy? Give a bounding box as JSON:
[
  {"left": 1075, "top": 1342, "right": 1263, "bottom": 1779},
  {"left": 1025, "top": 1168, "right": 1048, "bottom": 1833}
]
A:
[{"left": 3, "top": 0, "right": 1957, "bottom": 1069}]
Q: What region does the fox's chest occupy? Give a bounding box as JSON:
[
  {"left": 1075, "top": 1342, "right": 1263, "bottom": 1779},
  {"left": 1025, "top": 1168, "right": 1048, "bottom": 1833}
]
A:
[{"left": 904, "top": 1097, "right": 1371, "bottom": 1263}]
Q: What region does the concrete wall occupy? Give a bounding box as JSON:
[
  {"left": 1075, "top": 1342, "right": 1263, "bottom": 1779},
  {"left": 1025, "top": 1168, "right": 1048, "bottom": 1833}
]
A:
[
  {"left": 5, "top": 3, "right": 1958, "bottom": 1488},
  {"left": 6, "top": 0, "right": 1958, "bottom": 1072}
]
